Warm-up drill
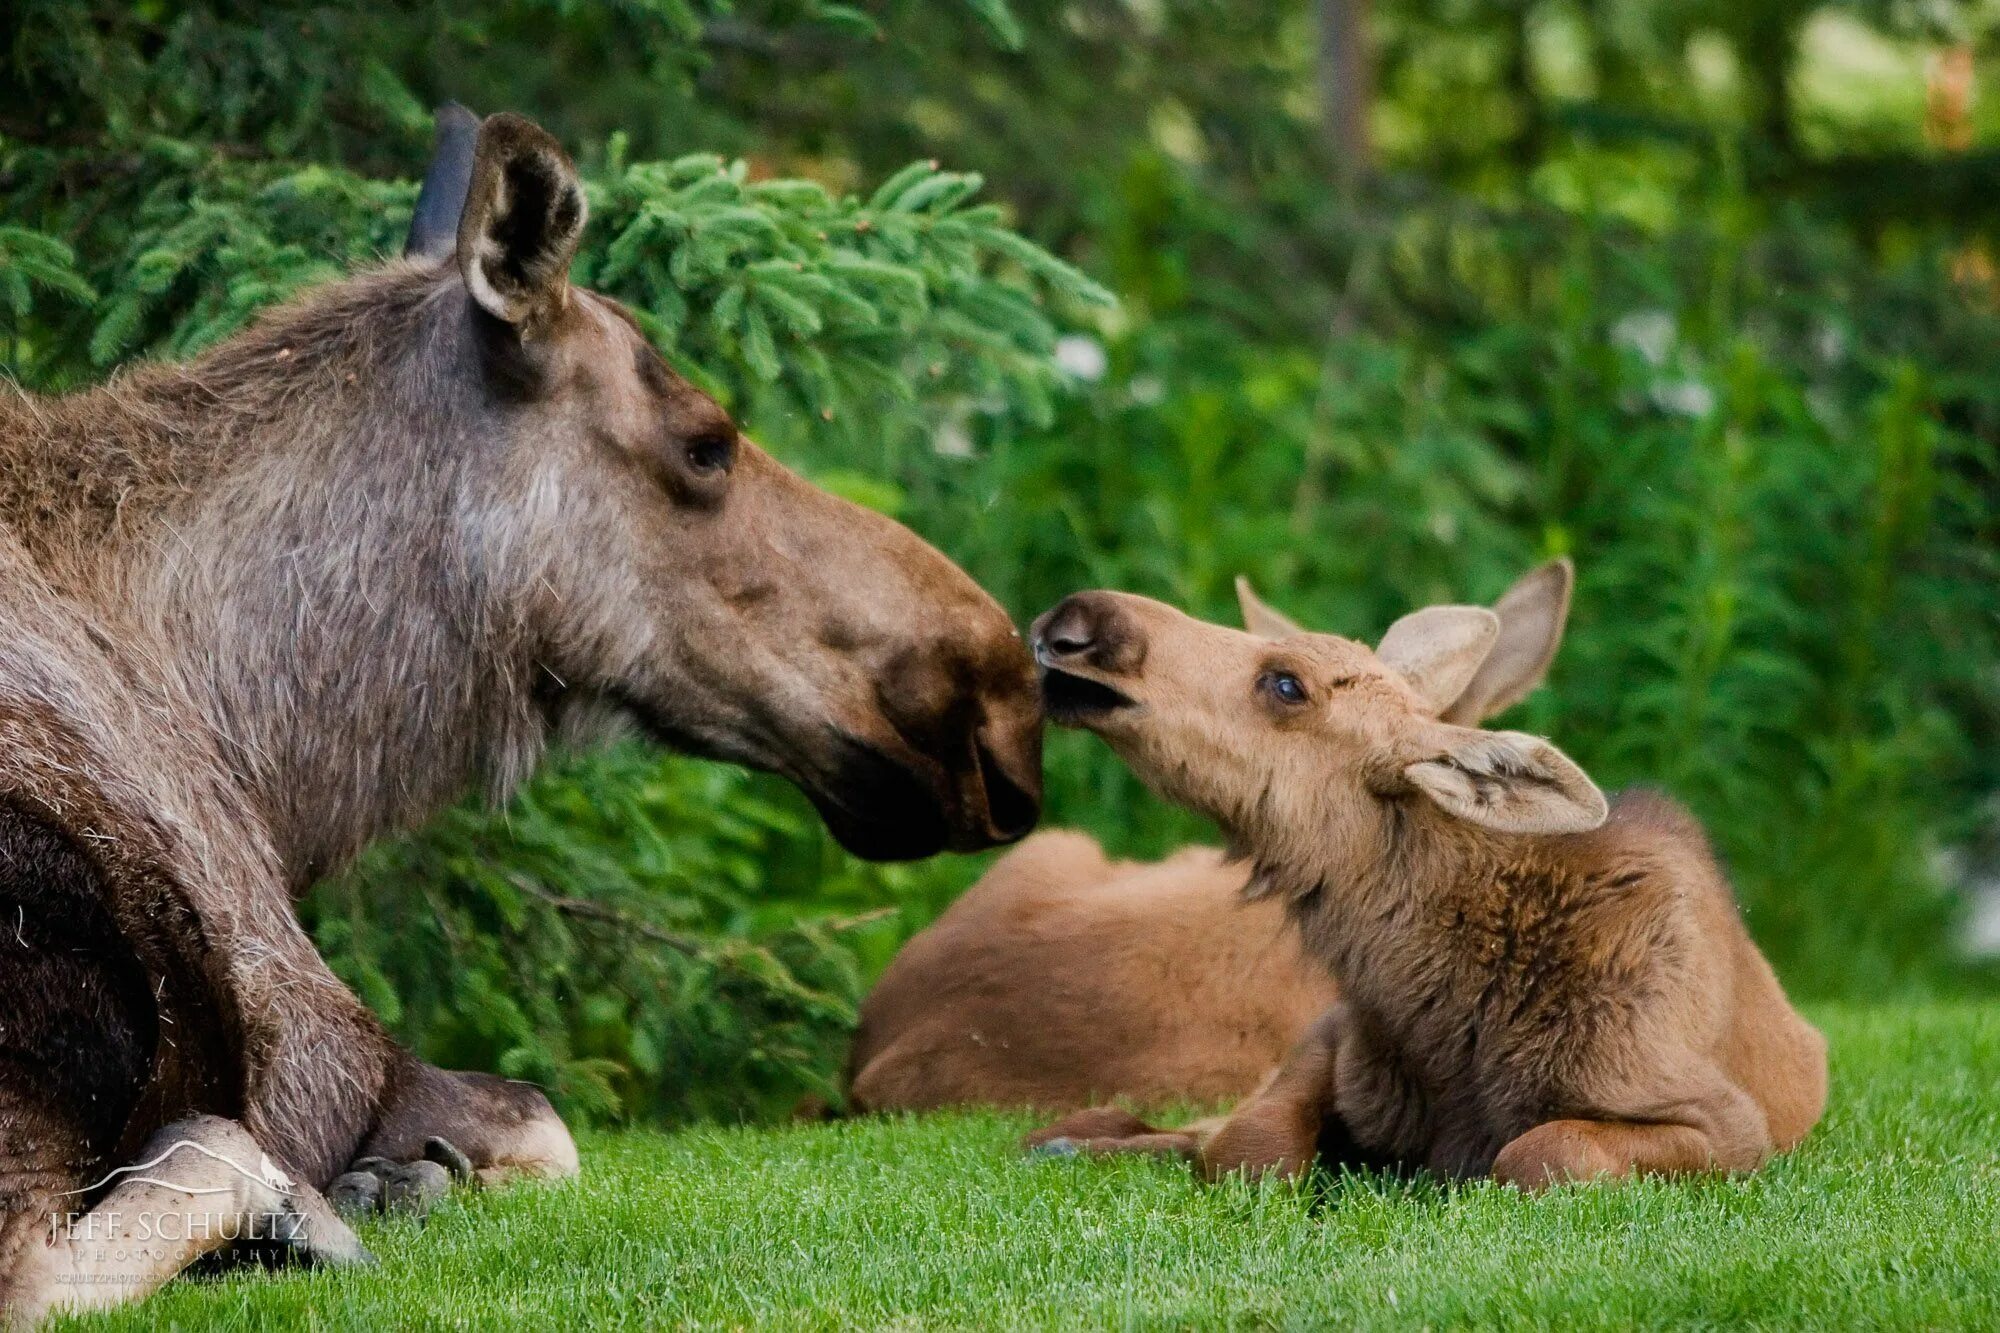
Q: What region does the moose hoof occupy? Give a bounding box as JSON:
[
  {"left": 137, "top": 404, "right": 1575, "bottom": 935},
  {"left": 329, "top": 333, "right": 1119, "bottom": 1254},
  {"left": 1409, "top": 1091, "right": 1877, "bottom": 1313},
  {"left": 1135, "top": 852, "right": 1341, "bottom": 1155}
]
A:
[
  {"left": 424, "top": 1136, "right": 476, "bottom": 1182},
  {"left": 383, "top": 1160, "right": 453, "bottom": 1215},
  {"left": 334, "top": 1136, "right": 476, "bottom": 1219},
  {"left": 328, "top": 1170, "right": 384, "bottom": 1218}
]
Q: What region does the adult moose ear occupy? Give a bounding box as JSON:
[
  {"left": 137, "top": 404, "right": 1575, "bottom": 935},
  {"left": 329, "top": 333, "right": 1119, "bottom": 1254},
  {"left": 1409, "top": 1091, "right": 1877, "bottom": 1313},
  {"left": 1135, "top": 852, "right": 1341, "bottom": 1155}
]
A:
[
  {"left": 1440, "top": 557, "right": 1574, "bottom": 725},
  {"left": 1401, "top": 726, "right": 1607, "bottom": 835},
  {"left": 1376, "top": 604, "right": 1499, "bottom": 715},
  {"left": 456, "top": 113, "right": 588, "bottom": 333},
  {"left": 1235, "top": 576, "right": 1305, "bottom": 639},
  {"left": 405, "top": 103, "right": 481, "bottom": 261}
]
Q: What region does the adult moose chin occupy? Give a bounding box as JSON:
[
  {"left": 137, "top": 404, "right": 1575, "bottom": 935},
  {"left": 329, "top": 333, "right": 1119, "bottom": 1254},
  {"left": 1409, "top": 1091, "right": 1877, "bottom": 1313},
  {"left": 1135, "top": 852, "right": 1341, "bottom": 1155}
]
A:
[{"left": 0, "top": 109, "right": 1041, "bottom": 1323}]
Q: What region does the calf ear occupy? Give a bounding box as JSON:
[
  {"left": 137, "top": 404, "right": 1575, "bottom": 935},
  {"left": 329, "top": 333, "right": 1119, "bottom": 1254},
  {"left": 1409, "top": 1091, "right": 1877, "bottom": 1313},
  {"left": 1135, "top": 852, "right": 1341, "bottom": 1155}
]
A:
[
  {"left": 1402, "top": 726, "right": 1607, "bottom": 835},
  {"left": 1235, "top": 576, "right": 1305, "bottom": 639},
  {"left": 456, "top": 113, "right": 587, "bottom": 332},
  {"left": 1440, "top": 558, "right": 1574, "bottom": 725},
  {"left": 1377, "top": 605, "right": 1499, "bottom": 714},
  {"left": 405, "top": 103, "right": 481, "bottom": 261}
]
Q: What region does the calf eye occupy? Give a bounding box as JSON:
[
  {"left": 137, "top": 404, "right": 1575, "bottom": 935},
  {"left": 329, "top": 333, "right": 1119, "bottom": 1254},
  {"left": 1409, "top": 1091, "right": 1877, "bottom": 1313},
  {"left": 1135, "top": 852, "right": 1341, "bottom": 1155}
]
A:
[
  {"left": 685, "top": 431, "right": 735, "bottom": 474},
  {"left": 1260, "top": 671, "right": 1309, "bottom": 706}
]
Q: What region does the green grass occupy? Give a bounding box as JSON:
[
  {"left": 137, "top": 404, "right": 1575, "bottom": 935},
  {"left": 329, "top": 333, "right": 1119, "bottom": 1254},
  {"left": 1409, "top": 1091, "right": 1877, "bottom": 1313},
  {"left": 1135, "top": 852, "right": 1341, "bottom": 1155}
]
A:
[{"left": 66, "top": 1004, "right": 2000, "bottom": 1330}]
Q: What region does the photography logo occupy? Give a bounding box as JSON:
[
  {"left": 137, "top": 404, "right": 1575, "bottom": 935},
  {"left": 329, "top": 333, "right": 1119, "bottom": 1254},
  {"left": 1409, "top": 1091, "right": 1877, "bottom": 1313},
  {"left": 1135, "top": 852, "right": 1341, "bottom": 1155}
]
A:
[{"left": 49, "top": 1139, "right": 302, "bottom": 1248}]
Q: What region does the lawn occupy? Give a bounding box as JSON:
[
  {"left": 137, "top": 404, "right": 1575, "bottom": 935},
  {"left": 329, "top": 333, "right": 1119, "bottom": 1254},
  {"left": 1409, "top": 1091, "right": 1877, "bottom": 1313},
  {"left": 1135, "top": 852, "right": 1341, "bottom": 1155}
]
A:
[{"left": 64, "top": 1003, "right": 2000, "bottom": 1330}]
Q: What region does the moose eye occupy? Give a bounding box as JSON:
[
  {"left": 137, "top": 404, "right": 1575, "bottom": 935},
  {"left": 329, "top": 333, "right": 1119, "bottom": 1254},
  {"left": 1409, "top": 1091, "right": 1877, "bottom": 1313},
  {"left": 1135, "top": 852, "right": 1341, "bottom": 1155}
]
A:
[
  {"left": 1261, "top": 671, "right": 1309, "bottom": 706},
  {"left": 685, "top": 431, "right": 736, "bottom": 474}
]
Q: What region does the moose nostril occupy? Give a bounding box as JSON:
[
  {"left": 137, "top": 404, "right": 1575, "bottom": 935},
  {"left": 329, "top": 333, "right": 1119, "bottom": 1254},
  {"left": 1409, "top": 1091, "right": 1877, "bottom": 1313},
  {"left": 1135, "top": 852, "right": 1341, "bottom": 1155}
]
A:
[
  {"left": 1048, "top": 626, "right": 1094, "bottom": 655},
  {"left": 1034, "top": 599, "right": 1101, "bottom": 662}
]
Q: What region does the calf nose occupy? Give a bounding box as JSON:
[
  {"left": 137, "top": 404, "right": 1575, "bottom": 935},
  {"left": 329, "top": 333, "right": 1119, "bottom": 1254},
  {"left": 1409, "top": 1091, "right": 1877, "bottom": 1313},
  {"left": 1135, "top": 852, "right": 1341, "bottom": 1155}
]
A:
[
  {"left": 1031, "top": 593, "right": 1144, "bottom": 675},
  {"left": 1038, "top": 603, "right": 1098, "bottom": 659}
]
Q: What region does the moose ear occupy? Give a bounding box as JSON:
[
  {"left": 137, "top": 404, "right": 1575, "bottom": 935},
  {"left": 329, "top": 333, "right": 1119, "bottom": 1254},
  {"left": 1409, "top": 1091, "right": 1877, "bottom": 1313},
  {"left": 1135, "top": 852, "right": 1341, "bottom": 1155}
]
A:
[
  {"left": 405, "top": 103, "right": 481, "bottom": 261},
  {"left": 456, "top": 113, "right": 587, "bottom": 331},
  {"left": 1440, "top": 558, "right": 1574, "bottom": 725},
  {"left": 1235, "top": 576, "right": 1305, "bottom": 639},
  {"left": 1402, "top": 727, "right": 1607, "bottom": 835},
  {"left": 1377, "top": 605, "right": 1499, "bottom": 714}
]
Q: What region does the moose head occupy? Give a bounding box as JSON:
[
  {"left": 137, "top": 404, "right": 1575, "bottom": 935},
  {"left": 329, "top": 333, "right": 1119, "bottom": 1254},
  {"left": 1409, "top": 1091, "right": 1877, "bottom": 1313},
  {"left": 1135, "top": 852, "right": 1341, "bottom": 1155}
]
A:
[
  {"left": 1029, "top": 576, "right": 1603, "bottom": 860},
  {"left": 406, "top": 110, "right": 1043, "bottom": 860},
  {"left": 138, "top": 109, "right": 1042, "bottom": 877}
]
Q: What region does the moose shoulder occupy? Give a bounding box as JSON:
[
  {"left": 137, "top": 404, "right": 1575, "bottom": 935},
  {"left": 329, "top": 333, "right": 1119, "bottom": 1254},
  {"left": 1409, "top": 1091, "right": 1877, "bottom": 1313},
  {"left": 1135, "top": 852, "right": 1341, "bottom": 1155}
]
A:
[{"left": 0, "top": 110, "right": 1040, "bottom": 1323}]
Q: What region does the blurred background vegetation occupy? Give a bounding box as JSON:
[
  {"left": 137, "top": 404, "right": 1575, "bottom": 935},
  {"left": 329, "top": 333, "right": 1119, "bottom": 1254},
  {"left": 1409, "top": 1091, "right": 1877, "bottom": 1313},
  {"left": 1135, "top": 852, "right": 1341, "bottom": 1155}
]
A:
[{"left": 5, "top": 0, "right": 1999, "bottom": 1125}]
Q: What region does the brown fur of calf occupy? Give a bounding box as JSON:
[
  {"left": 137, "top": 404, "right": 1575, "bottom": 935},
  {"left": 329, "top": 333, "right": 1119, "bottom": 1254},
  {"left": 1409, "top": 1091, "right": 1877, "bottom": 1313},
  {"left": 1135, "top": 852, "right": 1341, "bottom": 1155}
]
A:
[
  {"left": 849, "top": 562, "right": 1576, "bottom": 1117},
  {"left": 1023, "top": 588, "right": 1826, "bottom": 1189},
  {"left": 849, "top": 836, "right": 1336, "bottom": 1112}
]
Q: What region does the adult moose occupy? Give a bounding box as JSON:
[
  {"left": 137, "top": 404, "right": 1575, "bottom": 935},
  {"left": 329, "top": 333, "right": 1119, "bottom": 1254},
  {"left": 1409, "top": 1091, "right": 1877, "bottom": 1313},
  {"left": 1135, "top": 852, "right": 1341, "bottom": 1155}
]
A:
[
  {"left": 847, "top": 561, "right": 1571, "bottom": 1114},
  {"left": 0, "top": 109, "right": 1041, "bottom": 1322}
]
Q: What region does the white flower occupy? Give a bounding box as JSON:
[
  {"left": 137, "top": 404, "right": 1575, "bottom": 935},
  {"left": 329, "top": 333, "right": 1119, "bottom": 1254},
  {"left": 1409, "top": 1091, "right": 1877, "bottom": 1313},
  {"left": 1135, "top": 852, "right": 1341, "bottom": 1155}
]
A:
[
  {"left": 1611, "top": 310, "right": 1676, "bottom": 367},
  {"left": 933, "top": 420, "right": 975, "bottom": 458},
  {"left": 1651, "top": 379, "right": 1717, "bottom": 420},
  {"left": 1053, "top": 335, "right": 1108, "bottom": 382}
]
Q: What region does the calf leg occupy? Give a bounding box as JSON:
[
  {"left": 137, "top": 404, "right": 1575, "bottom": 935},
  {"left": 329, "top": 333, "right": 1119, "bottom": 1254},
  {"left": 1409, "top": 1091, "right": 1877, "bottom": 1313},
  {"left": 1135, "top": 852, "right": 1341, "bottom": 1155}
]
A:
[
  {"left": 1493, "top": 1101, "right": 1777, "bottom": 1193},
  {"left": 1022, "top": 1108, "right": 1201, "bottom": 1162},
  {"left": 1491, "top": 1119, "right": 1723, "bottom": 1190},
  {"left": 1021, "top": 1006, "right": 1358, "bottom": 1181},
  {"left": 7, "top": 1116, "right": 366, "bottom": 1326},
  {"left": 1492, "top": 1076, "right": 1776, "bottom": 1191},
  {"left": 1196, "top": 1004, "right": 1348, "bottom": 1182}
]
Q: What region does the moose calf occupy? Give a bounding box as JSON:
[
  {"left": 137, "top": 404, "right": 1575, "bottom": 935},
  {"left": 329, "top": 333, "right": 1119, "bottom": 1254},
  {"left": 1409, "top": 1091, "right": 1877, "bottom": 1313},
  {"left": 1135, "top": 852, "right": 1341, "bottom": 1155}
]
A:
[
  {"left": 1024, "top": 588, "right": 1826, "bottom": 1188},
  {"left": 848, "top": 561, "right": 1574, "bottom": 1115}
]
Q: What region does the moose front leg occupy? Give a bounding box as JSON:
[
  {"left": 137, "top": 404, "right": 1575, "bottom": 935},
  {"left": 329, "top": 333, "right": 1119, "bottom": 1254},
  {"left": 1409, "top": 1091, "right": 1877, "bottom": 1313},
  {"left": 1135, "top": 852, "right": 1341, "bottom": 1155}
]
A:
[
  {"left": 1195, "top": 1004, "right": 1352, "bottom": 1182},
  {"left": 8, "top": 1116, "right": 368, "bottom": 1327},
  {"left": 208, "top": 889, "right": 574, "bottom": 1217},
  {"left": 324, "top": 1057, "right": 578, "bottom": 1220}
]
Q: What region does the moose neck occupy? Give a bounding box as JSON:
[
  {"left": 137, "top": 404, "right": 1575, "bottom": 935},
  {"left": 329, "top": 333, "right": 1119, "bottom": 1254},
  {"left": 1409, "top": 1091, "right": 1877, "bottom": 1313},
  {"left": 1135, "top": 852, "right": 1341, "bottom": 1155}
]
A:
[
  {"left": 1261, "top": 793, "right": 1515, "bottom": 1007},
  {"left": 3, "top": 266, "right": 551, "bottom": 891}
]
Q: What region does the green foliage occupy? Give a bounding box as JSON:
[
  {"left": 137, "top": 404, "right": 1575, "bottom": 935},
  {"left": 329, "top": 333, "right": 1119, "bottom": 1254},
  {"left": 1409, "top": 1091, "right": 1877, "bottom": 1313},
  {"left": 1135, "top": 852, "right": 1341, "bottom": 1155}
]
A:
[
  {"left": 952, "top": 192, "right": 2000, "bottom": 995},
  {"left": 583, "top": 150, "right": 1110, "bottom": 439},
  {"left": 311, "top": 746, "right": 938, "bottom": 1125}
]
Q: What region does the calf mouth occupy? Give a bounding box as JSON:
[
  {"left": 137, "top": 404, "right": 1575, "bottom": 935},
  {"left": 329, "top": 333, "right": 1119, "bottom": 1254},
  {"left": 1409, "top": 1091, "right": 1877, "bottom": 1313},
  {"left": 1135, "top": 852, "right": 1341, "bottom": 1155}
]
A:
[{"left": 1038, "top": 666, "right": 1138, "bottom": 727}]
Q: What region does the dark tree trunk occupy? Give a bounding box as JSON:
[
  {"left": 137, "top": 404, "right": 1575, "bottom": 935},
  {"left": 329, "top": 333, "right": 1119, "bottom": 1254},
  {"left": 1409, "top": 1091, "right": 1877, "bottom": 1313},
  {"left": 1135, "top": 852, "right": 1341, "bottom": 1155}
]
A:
[
  {"left": 1317, "top": 0, "right": 1373, "bottom": 187},
  {"left": 1504, "top": 1, "right": 1540, "bottom": 169},
  {"left": 1742, "top": 8, "right": 1803, "bottom": 163}
]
